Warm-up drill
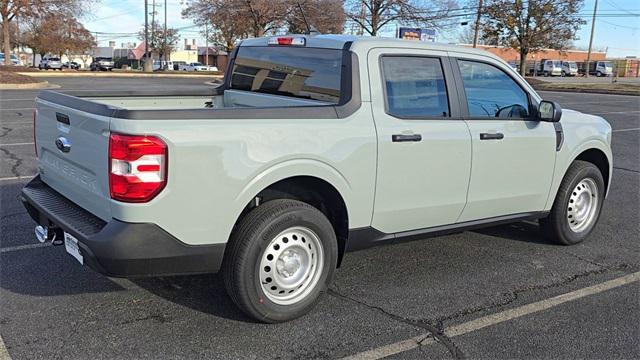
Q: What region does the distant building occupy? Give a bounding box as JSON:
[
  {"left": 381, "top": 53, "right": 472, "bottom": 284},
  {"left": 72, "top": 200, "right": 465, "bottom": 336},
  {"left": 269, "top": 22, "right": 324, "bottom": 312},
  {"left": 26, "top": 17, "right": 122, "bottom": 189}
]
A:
[
  {"left": 463, "top": 45, "right": 607, "bottom": 64},
  {"left": 198, "top": 47, "right": 228, "bottom": 70},
  {"left": 170, "top": 49, "right": 199, "bottom": 63},
  {"left": 93, "top": 46, "right": 115, "bottom": 58}
]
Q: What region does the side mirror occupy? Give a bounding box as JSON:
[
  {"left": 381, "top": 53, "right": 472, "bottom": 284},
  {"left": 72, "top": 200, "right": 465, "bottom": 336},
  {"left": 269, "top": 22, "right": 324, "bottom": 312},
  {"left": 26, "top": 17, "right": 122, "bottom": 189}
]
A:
[{"left": 538, "top": 100, "right": 562, "bottom": 122}]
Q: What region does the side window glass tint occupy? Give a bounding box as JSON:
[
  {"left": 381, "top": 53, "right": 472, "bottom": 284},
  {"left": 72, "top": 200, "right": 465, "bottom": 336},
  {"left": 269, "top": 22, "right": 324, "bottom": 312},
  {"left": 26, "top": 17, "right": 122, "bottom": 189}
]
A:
[
  {"left": 458, "top": 60, "right": 530, "bottom": 118},
  {"left": 382, "top": 57, "right": 450, "bottom": 118}
]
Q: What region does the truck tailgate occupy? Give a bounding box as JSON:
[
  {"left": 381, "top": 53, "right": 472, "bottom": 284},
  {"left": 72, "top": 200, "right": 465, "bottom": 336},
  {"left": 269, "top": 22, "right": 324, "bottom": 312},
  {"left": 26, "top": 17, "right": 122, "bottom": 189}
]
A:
[{"left": 35, "top": 99, "right": 111, "bottom": 221}]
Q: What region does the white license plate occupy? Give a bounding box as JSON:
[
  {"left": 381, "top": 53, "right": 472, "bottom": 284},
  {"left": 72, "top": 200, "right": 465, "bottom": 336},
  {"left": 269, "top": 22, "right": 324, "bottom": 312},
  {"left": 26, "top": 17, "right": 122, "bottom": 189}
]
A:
[{"left": 64, "top": 232, "right": 84, "bottom": 265}]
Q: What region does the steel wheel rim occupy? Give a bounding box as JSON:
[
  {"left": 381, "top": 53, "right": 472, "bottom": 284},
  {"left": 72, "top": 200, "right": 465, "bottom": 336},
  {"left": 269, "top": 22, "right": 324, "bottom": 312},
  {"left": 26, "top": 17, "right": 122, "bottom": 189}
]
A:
[
  {"left": 259, "top": 226, "right": 324, "bottom": 305},
  {"left": 567, "top": 178, "right": 599, "bottom": 233}
]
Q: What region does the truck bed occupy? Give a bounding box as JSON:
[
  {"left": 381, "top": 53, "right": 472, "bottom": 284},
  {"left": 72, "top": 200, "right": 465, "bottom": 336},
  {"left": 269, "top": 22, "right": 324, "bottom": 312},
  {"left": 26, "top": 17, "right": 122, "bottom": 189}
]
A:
[{"left": 45, "top": 88, "right": 332, "bottom": 112}]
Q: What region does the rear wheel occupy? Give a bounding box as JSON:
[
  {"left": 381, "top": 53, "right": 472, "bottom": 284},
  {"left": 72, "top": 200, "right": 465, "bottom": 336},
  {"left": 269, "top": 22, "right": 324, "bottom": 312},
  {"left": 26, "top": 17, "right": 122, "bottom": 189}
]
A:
[
  {"left": 540, "top": 160, "right": 605, "bottom": 245},
  {"left": 223, "top": 199, "right": 337, "bottom": 323}
]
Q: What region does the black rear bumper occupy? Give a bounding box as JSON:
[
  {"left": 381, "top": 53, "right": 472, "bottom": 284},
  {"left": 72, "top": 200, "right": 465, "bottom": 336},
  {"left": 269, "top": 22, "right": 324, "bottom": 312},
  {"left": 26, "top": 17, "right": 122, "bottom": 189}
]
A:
[{"left": 20, "top": 176, "right": 225, "bottom": 277}]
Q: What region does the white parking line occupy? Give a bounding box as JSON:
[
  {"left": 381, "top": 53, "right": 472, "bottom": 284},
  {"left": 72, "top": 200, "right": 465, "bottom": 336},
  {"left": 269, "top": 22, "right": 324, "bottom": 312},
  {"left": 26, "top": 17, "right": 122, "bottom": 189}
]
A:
[
  {"left": 0, "top": 98, "right": 33, "bottom": 102},
  {"left": 0, "top": 142, "right": 34, "bottom": 147},
  {"left": 612, "top": 127, "right": 640, "bottom": 132},
  {"left": 0, "top": 243, "right": 50, "bottom": 253},
  {"left": 0, "top": 176, "right": 33, "bottom": 182},
  {"left": 0, "top": 108, "right": 34, "bottom": 111},
  {"left": 592, "top": 110, "right": 640, "bottom": 115},
  {"left": 0, "top": 333, "right": 11, "bottom": 360},
  {"left": 561, "top": 99, "right": 639, "bottom": 105},
  {"left": 342, "top": 272, "right": 640, "bottom": 360}
]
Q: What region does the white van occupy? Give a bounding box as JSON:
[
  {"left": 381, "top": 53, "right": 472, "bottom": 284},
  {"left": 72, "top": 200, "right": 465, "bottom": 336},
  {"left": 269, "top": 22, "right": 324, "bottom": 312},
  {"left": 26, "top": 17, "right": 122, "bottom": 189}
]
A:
[
  {"left": 541, "top": 60, "right": 562, "bottom": 76},
  {"left": 561, "top": 61, "right": 578, "bottom": 77},
  {"left": 153, "top": 60, "right": 174, "bottom": 71}
]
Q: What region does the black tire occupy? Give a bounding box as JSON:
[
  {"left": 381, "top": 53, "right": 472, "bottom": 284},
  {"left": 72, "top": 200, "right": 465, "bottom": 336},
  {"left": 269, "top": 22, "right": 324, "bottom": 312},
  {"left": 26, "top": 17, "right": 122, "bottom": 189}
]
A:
[
  {"left": 222, "top": 199, "right": 338, "bottom": 323},
  {"left": 540, "top": 160, "right": 605, "bottom": 245}
]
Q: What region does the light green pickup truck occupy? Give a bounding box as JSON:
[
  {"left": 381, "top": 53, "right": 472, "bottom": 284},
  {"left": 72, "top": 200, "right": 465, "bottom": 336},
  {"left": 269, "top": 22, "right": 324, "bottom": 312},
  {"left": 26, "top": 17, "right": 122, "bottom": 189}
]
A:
[{"left": 22, "top": 35, "right": 612, "bottom": 322}]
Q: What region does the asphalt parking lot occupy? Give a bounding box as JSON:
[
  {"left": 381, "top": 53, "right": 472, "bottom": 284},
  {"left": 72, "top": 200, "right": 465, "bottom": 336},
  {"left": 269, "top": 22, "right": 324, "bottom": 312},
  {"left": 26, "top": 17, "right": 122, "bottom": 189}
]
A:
[{"left": 1, "top": 77, "right": 639, "bottom": 359}]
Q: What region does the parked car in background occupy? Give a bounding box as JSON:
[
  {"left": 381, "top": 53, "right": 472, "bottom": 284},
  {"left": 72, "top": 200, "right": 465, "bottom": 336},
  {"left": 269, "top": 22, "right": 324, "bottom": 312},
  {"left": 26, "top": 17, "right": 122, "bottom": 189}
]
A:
[
  {"left": 179, "top": 62, "right": 218, "bottom": 72},
  {"left": 23, "top": 35, "right": 613, "bottom": 323},
  {"left": 0, "top": 53, "right": 22, "bottom": 66},
  {"left": 63, "top": 61, "right": 81, "bottom": 70},
  {"left": 172, "top": 61, "right": 186, "bottom": 71},
  {"left": 561, "top": 61, "right": 578, "bottom": 76},
  {"left": 153, "top": 60, "right": 174, "bottom": 71},
  {"left": 90, "top": 57, "right": 114, "bottom": 71},
  {"left": 39, "top": 57, "right": 63, "bottom": 70}
]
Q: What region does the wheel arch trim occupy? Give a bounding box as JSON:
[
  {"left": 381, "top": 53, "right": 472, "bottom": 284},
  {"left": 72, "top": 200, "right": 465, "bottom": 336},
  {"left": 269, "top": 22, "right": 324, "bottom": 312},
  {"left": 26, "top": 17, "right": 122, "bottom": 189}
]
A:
[{"left": 545, "top": 140, "right": 613, "bottom": 210}]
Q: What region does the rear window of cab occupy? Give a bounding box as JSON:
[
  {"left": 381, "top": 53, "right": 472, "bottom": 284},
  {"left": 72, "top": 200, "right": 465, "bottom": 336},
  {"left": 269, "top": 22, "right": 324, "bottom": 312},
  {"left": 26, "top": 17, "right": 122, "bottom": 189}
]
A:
[{"left": 230, "top": 47, "right": 343, "bottom": 104}]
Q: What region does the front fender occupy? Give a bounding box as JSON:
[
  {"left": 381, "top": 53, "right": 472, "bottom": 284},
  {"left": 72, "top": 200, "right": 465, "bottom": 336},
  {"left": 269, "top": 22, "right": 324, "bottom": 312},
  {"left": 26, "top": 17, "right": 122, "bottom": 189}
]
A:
[{"left": 545, "top": 139, "right": 613, "bottom": 210}]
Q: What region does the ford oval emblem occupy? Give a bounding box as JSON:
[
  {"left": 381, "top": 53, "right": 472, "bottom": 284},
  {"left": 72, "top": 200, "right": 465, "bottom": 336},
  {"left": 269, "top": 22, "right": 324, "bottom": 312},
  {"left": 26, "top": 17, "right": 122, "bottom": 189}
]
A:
[{"left": 55, "top": 136, "right": 71, "bottom": 153}]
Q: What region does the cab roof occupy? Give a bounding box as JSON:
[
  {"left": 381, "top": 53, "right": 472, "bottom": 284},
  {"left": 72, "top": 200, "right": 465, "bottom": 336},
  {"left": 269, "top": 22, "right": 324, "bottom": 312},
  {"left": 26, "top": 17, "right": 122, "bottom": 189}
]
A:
[{"left": 239, "top": 34, "right": 494, "bottom": 57}]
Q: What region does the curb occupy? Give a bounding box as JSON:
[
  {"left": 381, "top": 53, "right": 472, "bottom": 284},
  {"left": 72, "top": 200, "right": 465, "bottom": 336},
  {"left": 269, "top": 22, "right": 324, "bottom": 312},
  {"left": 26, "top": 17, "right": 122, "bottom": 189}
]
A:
[
  {"left": 0, "top": 81, "right": 60, "bottom": 90},
  {"left": 19, "top": 71, "right": 224, "bottom": 79}
]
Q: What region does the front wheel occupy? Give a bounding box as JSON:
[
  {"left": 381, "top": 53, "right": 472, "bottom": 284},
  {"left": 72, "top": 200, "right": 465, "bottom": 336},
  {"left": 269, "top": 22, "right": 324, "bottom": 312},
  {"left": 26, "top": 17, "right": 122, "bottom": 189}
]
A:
[
  {"left": 223, "top": 199, "right": 337, "bottom": 323},
  {"left": 540, "top": 160, "right": 605, "bottom": 245}
]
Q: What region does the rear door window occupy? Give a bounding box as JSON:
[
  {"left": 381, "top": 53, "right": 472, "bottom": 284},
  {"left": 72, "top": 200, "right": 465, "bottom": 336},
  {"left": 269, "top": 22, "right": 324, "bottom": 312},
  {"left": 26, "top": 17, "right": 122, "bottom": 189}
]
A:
[
  {"left": 230, "top": 47, "right": 343, "bottom": 104},
  {"left": 381, "top": 56, "right": 450, "bottom": 118}
]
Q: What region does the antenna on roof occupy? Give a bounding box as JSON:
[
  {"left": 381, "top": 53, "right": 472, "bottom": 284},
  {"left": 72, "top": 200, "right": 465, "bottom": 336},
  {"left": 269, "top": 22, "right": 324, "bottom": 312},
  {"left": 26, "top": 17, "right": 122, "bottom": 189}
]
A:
[{"left": 295, "top": 1, "right": 320, "bottom": 35}]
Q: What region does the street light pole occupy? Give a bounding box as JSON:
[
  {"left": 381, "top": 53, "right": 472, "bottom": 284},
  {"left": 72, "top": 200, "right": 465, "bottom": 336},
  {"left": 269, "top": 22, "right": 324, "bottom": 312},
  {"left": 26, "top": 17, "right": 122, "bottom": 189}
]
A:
[
  {"left": 144, "top": 0, "right": 150, "bottom": 72},
  {"left": 585, "top": 0, "right": 598, "bottom": 78},
  {"left": 205, "top": 22, "right": 209, "bottom": 67},
  {"left": 164, "top": 0, "right": 167, "bottom": 68}
]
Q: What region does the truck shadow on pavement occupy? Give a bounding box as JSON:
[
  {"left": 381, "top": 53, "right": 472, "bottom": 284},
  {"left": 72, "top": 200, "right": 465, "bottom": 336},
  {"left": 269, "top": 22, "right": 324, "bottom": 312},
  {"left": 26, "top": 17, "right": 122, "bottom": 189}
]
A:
[
  {"left": 130, "top": 275, "right": 251, "bottom": 322},
  {"left": 472, "top": 221, "right": 555, "bottom": 245}
]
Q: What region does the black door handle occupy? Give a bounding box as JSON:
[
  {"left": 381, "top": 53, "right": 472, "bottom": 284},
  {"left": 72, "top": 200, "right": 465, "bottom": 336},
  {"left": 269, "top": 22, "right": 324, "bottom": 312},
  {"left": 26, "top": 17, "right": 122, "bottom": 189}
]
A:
[
  {"left": 392, "top": 134, "right": 422, "bottom": 142},
  {"left": 480, "top": 132, "right": 504, "bottom": 140}
]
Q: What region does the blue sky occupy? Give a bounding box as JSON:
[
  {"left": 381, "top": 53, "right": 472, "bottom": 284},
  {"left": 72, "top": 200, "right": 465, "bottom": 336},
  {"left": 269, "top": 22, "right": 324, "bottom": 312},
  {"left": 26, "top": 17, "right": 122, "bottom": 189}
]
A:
[{"left": 82, "top": 0, "right": 639, "bottom": 57}]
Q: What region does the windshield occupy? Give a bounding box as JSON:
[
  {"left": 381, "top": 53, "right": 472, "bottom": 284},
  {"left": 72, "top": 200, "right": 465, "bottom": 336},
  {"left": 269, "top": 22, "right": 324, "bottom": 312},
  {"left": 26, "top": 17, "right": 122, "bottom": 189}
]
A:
[
  {"left": 553, "top": 61, "right": 561, "bottom": 67},
  {"left": 603, "top": 62, "right": 613, "bottom": 68},
  {"left": 49, "top": 58, "right": 60, "bottom": 61},
  {"left": 230, "top": 46, "right": 344, "bottom": 104},
  {"left": 192, "top": 63, "right": 203, "bottom": 66}
]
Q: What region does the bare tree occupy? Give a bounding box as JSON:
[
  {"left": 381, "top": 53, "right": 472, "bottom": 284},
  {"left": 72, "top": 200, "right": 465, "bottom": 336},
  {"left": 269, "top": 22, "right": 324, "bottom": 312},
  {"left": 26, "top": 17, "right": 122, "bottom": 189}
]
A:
[
  {"left": 182, "top": 0, "right": 251, "bottom": 52},
  {"left": 23, "top": 14, "right": 94, "bottom": 64},
  {"left": 137, "top": 20, "right": 180, "bottom": 61},
  {"left": 286, "top": 0, "right": 345, "bottom": 34},
  {"left": 183, "top": 0, "right": 345, "bottom": 53},
  {"left": 0, "top": 0, "right": 87, "bottom": 65},
  {"left": 481, "top": 0, "right": 585, "bottom": 76},
  {"left": 344, "top": 0, "right": 457, "bottom": 36}
]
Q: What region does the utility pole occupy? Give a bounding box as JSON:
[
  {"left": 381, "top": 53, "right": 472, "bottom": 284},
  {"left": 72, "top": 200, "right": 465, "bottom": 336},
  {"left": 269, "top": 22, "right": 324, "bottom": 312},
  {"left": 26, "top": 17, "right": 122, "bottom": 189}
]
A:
[
  {"left": 585, "top": 0, "right": 598, "bottom": 78},
  {"left": 205, "top": 22, "right": 209, "bottom": 66},
  {"left": 163, "top": 0, "right": 167, "bottom": 68},
  {"left": 144, "top": 0, "right": 151, "bottom": 72},
  {"left": 473, "top": 0, "right": 483, "bottom": 48},
  {"left": 151, "top": 0, "right": 156, "bottom": 57}
]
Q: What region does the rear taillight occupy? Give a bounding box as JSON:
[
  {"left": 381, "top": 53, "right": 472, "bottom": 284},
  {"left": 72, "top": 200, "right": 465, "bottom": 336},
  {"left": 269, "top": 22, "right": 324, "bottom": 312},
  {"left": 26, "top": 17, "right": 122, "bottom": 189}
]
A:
[
  {"left": 33, "top": 109, "right": 37, "bottom": 156},
  {"left": 109, "top": 133, "right": 167, "bottom": 203}
]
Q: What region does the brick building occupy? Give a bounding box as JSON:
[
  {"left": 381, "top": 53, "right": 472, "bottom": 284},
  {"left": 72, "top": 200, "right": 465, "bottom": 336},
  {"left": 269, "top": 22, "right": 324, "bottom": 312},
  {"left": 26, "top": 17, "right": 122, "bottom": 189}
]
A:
[{"left": 465, "top": 44, "right": 607, "bottom": 63}]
